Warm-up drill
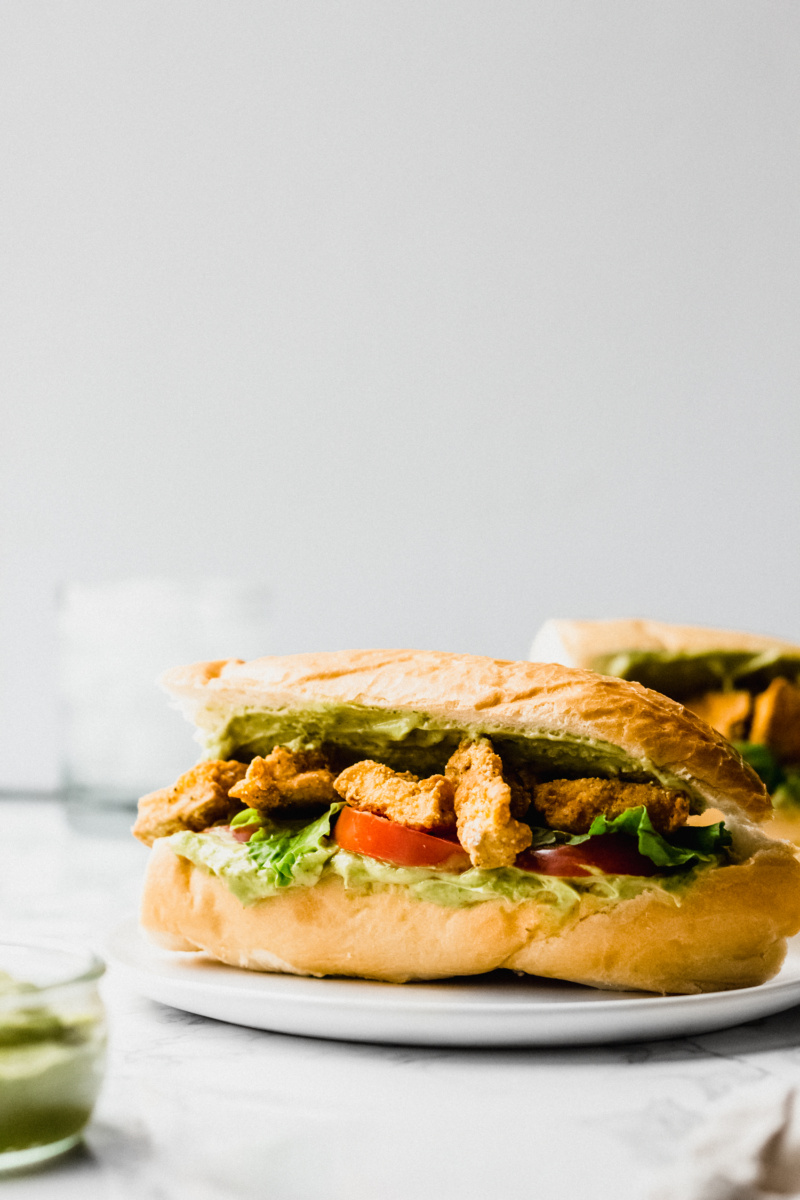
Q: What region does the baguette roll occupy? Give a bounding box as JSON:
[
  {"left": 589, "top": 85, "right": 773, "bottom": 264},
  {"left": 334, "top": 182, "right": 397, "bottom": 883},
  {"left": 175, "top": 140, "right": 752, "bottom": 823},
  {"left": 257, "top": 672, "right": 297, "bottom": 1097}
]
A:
[{"left": 139, "top": 650, "right": 800, "bottom": 993}]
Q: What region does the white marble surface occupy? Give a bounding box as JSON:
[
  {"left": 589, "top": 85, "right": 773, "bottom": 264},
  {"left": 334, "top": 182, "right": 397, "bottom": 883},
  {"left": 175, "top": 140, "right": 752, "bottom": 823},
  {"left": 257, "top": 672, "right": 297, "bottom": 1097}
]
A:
[{"left": 4, "top": 795, "right": 800, "bottom": 1199}]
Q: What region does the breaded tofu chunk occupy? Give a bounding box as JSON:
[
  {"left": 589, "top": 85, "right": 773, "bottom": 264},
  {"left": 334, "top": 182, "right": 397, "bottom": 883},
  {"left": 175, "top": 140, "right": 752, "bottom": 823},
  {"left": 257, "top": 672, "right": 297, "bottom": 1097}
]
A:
[
  {"left": 531, "top": 778, "right": 690, "bottom": 836},
  {"left": 445, "top": 738, "right": 533, "bottom": 869},
  {"left": 133, "top": 759, "right": 248, "bottom": 846},
  {"left": 750, "top": 678, "right": 800, "bottom": 764},
  {"left": 684, "top": 690, "right": 751, "bottom": 741},
  {"left": 333, "top": 761, "right": 456, "bottom": 832},
  {"left": 229, "top": 747, "right": 338, "bottom": 812}
]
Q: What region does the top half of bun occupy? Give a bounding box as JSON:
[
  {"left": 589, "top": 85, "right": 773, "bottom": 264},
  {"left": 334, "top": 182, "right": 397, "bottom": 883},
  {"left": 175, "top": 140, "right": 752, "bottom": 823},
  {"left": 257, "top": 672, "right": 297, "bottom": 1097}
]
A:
[
  {"left": 531, "top": 618, "right": 800, "bottom": 672},
  {"left": 161, "top": 649, "right": 769, "bottom": 823}
]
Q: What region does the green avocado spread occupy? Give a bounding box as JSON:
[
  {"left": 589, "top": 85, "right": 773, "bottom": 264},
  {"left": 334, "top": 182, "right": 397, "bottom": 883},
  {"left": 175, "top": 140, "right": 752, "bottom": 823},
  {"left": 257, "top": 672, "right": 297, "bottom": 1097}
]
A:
[
  {"left": 591, "top": 648, "right": 800, "bottom": 702},
  {"left": 166, "top": 800, "right": 722, "bottom": 920},
  {"left": 0, "top": 973, "right": 105, "bottom": 1154},
  {"left": 201, "top": 702, "right": 684, "bottom": 790},
  {"left": 167, "top": 826, "right": 690, "bottom": 915}
]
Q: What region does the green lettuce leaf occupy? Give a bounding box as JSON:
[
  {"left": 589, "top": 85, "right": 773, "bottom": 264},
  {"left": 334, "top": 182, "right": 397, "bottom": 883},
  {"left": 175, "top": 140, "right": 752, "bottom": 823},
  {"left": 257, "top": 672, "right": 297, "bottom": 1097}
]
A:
[
  {"left": 569, "top": 805, "right": 731, "bottom": 869},
  {"left": 167, "top": 803, "right": 344, "bottom": 903},
  {"left": 773, "top": 768, "right": 800, "bottom": 811},
  {"left": 528, "top": 825, "right": 560, "bottom": 848},
  {"left": 229, "top": 803, "right": 349, "bottom": 887},
  {"left": 230, "top": 808, "right": 262, "bottom": 828},
  {"left": 732, "top": 742, "right": 785, "bottom": 793},
  {"left": 731, "top": 742, "right": 800, "bottom": 810},
  {"left": 245, "top": 803, "right": 344, "bottom": 887}
]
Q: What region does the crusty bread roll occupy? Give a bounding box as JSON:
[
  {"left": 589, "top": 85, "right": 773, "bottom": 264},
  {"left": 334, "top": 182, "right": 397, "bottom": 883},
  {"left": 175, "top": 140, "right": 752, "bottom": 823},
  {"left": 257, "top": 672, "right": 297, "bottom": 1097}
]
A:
[
  {"left": 140, "top": 649, "right": 800, "bottom": 993},
  {"left": 143, "top": 838, "right": 800, "bottom": 992},
  {"left": 162, "top": 649, "right": 768, "bottom": 820}
]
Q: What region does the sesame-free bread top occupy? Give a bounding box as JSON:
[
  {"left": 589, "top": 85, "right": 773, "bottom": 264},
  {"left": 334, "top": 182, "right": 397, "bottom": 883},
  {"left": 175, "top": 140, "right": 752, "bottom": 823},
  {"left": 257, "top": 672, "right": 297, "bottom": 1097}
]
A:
[{"left": 161, "top": 649, "right": 769, "bottom": 821}]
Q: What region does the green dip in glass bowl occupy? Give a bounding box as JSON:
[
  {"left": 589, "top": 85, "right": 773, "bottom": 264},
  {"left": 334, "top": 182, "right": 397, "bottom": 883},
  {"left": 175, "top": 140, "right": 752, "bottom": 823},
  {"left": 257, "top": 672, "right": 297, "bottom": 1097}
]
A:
[{"left": 0, "top": 942, "right": 106, "bottom": 1170}]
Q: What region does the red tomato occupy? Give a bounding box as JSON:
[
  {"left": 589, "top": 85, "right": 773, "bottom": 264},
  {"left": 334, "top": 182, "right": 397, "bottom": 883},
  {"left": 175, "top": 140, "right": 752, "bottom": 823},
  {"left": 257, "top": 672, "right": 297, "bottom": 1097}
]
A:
[
  {"left": 231, "top": 824, "right": 260, "bottom": 843},
  {"left": 334, "top": 807, "right": 472, "bottom": 871},
  {"left": 206, "top": 823, "right": 260, "bottom": 842},
  {"left": 515, "top": 834, "right": 661, "bottom": 877}
]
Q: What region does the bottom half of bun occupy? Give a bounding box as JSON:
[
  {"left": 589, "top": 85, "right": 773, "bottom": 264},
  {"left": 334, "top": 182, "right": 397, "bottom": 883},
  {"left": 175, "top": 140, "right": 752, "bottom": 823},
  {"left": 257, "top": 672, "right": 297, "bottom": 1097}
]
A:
[{"left": 141, "top": 841, "right": 800, "bottom": 994}]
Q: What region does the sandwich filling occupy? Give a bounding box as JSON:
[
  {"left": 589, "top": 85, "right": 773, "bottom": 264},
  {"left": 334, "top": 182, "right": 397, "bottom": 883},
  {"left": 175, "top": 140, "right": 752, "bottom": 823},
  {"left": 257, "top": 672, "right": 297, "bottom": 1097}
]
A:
[
  {"left": 590, "top": 649, "right": 800, "bottom": 811},
  {"left": 134, "top": 718, "right": 733, "bottom": 918}
]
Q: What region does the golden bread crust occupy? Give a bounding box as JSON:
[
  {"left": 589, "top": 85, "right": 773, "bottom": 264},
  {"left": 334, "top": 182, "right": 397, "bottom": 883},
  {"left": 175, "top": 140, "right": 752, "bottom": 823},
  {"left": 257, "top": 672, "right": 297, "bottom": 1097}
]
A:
[
  {"left": 161, "top": 649, "right": 769, "bottom": 820},
  {"left": 141, "top": 839, "right": 800, "bottom": 992}
]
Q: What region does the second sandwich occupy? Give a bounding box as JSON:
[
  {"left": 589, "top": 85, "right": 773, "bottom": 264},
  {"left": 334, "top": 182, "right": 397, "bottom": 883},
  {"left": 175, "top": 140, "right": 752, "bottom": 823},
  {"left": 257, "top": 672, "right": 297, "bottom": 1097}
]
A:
[{"left": 531, "top": 619, "right": 800, "bottom": 838}]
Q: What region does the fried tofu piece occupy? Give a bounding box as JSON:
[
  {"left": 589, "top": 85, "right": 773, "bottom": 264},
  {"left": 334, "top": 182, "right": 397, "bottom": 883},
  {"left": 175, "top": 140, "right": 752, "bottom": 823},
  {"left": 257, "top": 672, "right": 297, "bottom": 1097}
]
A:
[
  {"left": 333, "top": 761, "right": 456, "bottom": 833},
  {"left": 229, "top": 746, "right": 338, "bottom": 812},
  {"left": 750, "top": 678, "right": 800, "bottom": 765},
  {"left": 133, "top": 760, "right": 248, "bottom": 846},
  {"left": 531, "top": 778, "right": 690, "bottom": 836},
  {"left": 684, "top": 690, "right": 751, "bottom": 741},
  {"left": 444, "top": 738, "right": 533, "bottom": 869}
]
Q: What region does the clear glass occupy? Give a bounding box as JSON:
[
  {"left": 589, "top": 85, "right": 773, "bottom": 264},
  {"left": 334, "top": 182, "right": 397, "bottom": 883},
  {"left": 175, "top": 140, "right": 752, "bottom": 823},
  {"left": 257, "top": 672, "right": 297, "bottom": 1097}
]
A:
[
  {"left": 58, "top": 577, "right": 272, "bottom": 806},
  {"left": 0, "top": 940, "right": 106, "bottom": 1171}
]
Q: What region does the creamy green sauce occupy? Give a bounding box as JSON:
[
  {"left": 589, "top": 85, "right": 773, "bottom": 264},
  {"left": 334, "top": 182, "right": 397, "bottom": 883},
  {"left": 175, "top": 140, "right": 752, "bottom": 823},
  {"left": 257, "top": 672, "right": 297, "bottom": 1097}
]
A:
[
  {"left": 328, "top": 849, "right": 687, "bottom": 911},
  {"left": 167, "top": 828, "right": 694, "bottom": 917},
  {"left": 0, "top": 974, "right": 105, "bottom": 1154},
  {"left": 200, "top": 702, "right": 679, "bottom": 788},
  {"left": 592, "top": 649, "right": 800, "bottom": 701}
]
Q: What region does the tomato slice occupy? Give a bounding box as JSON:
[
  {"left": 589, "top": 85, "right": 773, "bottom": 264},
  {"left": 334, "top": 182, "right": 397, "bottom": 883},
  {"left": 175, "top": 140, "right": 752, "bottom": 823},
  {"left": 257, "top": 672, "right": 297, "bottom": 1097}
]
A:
[
  {"left": 334, "top": 807, "right": 471, "bottom": 871},
  {"left": 515, "top": 833, "right": 661, "bottom": 877},
  {"left": 335, "top": 810, "right": 660, "bottom": 877},
  {"left": 205, "top": 823, "right": 261, "bottom": 842},
  {"left": 231, "top": 823, "right": 261, "bottom": 843}
]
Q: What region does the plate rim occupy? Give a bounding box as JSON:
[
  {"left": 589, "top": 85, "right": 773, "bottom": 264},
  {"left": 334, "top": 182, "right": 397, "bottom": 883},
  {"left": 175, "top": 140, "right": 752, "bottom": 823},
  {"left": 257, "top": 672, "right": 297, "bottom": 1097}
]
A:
[{"left": 106, "top": 916, "right": 800, "bottom": 1016}]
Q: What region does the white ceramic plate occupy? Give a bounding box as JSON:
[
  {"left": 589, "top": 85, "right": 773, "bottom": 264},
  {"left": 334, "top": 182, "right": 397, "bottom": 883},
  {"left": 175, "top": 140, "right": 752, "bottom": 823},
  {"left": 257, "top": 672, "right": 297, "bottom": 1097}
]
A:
[{"left": 106, "top": 918, "right": 800, "bottom": 1047}]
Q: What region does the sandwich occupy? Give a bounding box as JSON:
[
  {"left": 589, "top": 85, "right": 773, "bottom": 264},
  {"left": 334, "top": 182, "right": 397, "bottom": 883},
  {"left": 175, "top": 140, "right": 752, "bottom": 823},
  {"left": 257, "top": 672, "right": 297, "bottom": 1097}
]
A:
[
  {"left": 133, "top": 649, "right": 800, "bottom": 993},
  {"left": 531, "top": 619, "right": 800, "bottom": 839}
]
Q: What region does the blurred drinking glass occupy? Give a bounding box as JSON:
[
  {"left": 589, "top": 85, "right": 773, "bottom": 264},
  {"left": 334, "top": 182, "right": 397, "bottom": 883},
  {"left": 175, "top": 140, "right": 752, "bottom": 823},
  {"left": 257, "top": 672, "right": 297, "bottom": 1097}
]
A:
[{"left": 58, "top": 578, "right": 272, "bottom": 807}]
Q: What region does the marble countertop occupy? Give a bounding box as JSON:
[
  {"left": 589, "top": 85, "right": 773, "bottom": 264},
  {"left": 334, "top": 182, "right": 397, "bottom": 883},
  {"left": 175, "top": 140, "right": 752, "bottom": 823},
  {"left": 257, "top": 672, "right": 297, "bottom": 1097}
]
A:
[{"left": 3, "top": 794, "right": 800, "bottom": 1200}]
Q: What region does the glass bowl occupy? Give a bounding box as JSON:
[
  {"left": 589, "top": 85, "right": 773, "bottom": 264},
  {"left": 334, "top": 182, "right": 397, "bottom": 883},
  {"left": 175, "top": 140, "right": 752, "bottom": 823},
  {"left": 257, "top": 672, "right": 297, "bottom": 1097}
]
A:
[{"left": 0, "top": 940, "right": 106, "bottom": 1171}]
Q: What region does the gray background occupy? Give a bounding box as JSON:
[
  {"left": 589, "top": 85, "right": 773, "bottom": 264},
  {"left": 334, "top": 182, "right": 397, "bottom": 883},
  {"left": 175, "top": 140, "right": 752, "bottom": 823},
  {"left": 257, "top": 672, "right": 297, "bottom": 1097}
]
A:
[{"left": 3, "top": 1, "right": 800, "bottom": 789}]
